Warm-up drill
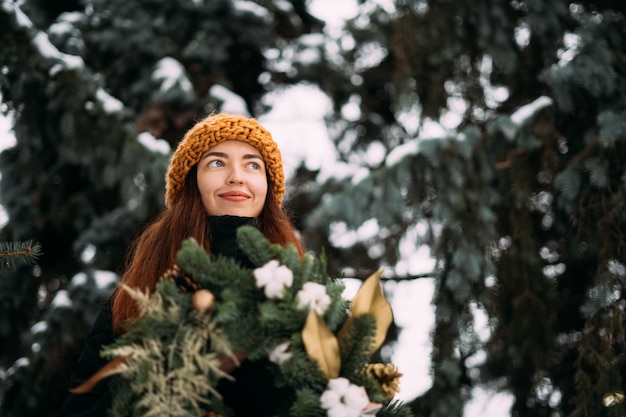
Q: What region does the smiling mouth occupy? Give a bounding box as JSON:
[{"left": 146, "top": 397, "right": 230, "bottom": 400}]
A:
[{"left": 219, "top": 191, "right": 250, "bottom": 201}]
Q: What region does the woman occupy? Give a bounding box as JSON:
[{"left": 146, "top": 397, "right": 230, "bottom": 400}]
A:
[{"left": 59, "top": 113, "right": 304, "bottom": 417}]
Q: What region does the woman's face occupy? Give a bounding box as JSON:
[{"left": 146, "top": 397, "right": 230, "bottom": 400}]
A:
[{"left": 196, "top": 140, "right": 268, "bottom": 217}]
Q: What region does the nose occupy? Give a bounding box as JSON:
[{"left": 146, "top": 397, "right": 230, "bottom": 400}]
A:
[{"left": 227, "top": 166, "right": 244, "bottom": 184}]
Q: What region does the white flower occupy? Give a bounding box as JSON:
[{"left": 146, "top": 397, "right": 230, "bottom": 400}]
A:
[
  {"left": 268, "top": 340, "right": 293, "bottom": 365},
  {"left": 253, "top": 260, "right": 293, "bottom": 299},
  {"left": 320, "top": 377, "right": 370, "bottom": 417},
  {"left": 296, "top": 282, "right": 331, "bottom": 315}
]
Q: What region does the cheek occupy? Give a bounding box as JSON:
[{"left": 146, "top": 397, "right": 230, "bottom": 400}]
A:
[
  {"left": 255, "top": 176, "right": 269, "bottom": 198},
  {"left": 196, "top": 173, "right": 215, "bottom": 199}
]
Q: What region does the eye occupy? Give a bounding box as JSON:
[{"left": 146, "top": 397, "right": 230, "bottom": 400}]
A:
[
  {"left": 208, "top": 160, "right": 224, "bottom": 168},
  {"left": 247, "top": 161, "right": 261, "bottom": 170}
]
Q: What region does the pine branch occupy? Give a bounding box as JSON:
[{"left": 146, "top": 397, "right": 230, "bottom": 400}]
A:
[{"left": 0, "top": 240, "right": 42, "bottom": 269}]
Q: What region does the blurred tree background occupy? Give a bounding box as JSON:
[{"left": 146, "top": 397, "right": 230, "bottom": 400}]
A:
[{"left": 0, "top": 0, "right": 624, "bottom": 416}]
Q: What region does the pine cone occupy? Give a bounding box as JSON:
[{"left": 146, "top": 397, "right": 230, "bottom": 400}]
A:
[
  {"left": 159, "top": 264, "right": 200, "bottom": 293},
  {"left": 363, "top": 363, "right": 403, "bottom": 400}
]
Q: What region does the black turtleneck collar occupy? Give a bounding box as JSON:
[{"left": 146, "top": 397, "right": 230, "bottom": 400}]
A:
[{"left": 207, "top": 215, "right": 259, "bottom": 269}]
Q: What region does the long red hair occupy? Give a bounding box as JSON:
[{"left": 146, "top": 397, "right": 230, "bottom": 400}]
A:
[{"left": 111, "top": 166, "right": 303, "bottom": 334}]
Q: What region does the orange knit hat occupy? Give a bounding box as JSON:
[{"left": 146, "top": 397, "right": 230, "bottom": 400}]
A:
[{"left": 165, "top": 113, "right": 284, "bottom": 208}]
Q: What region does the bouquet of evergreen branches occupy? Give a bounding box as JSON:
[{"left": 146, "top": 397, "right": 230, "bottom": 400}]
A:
[{"left": 75, "top": 226, "right": 412, "bottom": 417}]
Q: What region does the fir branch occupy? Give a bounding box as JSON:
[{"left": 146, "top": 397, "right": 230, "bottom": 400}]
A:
[
  {"left": 321, "top": 280, "right": 349, "bottom": 332},
  {"left": 280, "top": 335, "right": 328, "bottom": 392},
  {"left": 337, "top": 314, "right": 377, "bottom": 377},
  {"left": 104, "top": 229, "right": 413, "bottom": 416},
  {"left": 298, "top": 252, "right": 317, "bottom": 283},
  {"left": 175, "top": 238, "right": 221, "bottom": 288},
  {"left": 0, "top": 240, "right": 41, "bottom": 269},
  {"left": 277, "top": 243, "right": 303, "bottom": 273},
  {"left": 377, "top": 400, "right": 415, "bottom": 417},
  {"left": 290, "top": 388, "right": 327, "bottom": 417},
  {"left": 237, "top": 225, "right": 280, "bottom": 266},
  {"left": 259, "top": 300, "right": 307, "bottom": 337}
]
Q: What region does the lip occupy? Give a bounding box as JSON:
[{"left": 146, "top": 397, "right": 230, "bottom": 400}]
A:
[{"left": 219, "top": 191, "right": 250, "bottom": 201}]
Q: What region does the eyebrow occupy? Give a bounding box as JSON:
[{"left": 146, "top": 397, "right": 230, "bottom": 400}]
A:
[{"left": 201, "top": 151, "right": 264, "bottom": 162}]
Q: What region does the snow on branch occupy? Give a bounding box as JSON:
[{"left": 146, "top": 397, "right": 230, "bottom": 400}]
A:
[{"left": 510, "top": 96, "right": 553, "bottom": 126}]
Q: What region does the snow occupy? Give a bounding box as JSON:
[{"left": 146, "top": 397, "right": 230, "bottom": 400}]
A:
[
  {"left": 0, "top": 205, "right": 8, "bottom": 228},
  {"left": 396, "top": 244, "right": 436, "bottom": 278},
  {"left": 5, "top": 357, "right": 30, "bottom": 379},
  {"left": 33, "top": 32, "right": 84, "bottom": 73},
  {"left": 386, "top": 140, "right": 420, "bottom": 167},
  {"left": 153, "top": 57, "right": 194, "bottom": 95},
  {"left": 354, "top": 41, "right": 388, "bottom": 70},
  {"left": 48, "top": 20, "right": 74, "bottom": 37},
  {"left": 232, "top": 0, "right": 271, "bottom": 21},
  {"left": 511, "top": 96, "right": 553, "bottom": 126},
  {"left": 3, "top": 2, "right": 84, "bottom": 75},
  {"left": 294, "top": 46, "right": 322, "bottom": 66},
  {"left": 329, "top": 219, "right": 381, "bottom": 249},
  {"left": 465, "top": 388, "right": 515, "bottom": 416},
  {"left": 70, "top": 272, "right": 89, "bottom": 287},
  {"left": 51, "top": 290, "right": 72, "bottom": 308},
  {"left": 95, "top": 87, "right": 124, "bottom": 114},
  {"left": 299, "top": 33, "right": 326, "bottom": 47},
  {"left": 308, "top": 0, "right": 359, "bottom": 30},
  {"left": 363, "top": 141, "right": 386, "bottom": 166},
  {"left": 0, "top": 108, "right": 15, "bottom": 150},
  {"left": 258, "top": 84, "right": 337, "bottom": 179},
  {"left": 210, "top": 84, "right": 249, "bottom": 115},
  {"left": 1, "top": 1, "right": 33, "bottom": 29},
  {"left": 137, "top": 131, "right": 171, "bottom": 155},
  {"left": 31, "top": 321, "right": 48, "bottom": 334},
  {"left": 558, "top": 33, "right": 581, "bottom": 66},
  {"left": 392, "top": 279, "right": 435, "bottom": 400},
  {"left": 70, "top": 271, "right": 118, "bottom": 290},
  {"left": 94, "top": 270, "right": 118, "bottom": 289}
]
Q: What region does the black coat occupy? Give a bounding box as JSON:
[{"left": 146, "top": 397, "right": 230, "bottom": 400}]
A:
[
  {"left": 58, "top": 216, "right": 293, "bottom": 417},
  {"left": 57, "top": 301, "right": 115, "bottom": 417}
]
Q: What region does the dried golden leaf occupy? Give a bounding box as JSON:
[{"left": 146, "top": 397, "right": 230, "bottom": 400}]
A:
[
  {"left": 301, "top": 309, "right": 340, "bottom": 379},
  {"left": 349, "top": 269, "right": 393, "bottom": 353}
]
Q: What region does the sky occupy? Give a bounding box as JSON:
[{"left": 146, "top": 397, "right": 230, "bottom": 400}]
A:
[{"left": 0, "top": 0, "right": 519, "bottom": 414}]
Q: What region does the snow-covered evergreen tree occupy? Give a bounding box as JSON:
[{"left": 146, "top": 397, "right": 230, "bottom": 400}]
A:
[
  {"left": 1, "top": 0, "right": 625, "bottom": 416},
  {"left": 297, "top": 2, "right": 626, "bottom": 416},
  {"left": 0, "top": 1, "right": 323, "bottom": 415}
]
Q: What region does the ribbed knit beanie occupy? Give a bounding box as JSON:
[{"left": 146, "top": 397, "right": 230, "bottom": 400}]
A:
[{"left": 165, "top": 113, "right": 284, "bottom": 208}]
